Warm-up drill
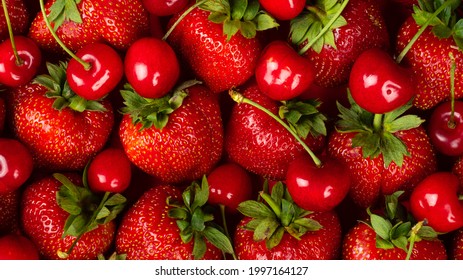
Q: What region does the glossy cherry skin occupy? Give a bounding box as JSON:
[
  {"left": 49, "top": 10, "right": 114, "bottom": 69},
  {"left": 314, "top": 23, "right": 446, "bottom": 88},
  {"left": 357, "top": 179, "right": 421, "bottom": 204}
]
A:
[
  {"left": 0, "top": 234, "right": 40, "bottom": 260},
  {"left": 286, "top": 154, "right": 351, "bottom": 212},
  {"left": 349, "top": 48, "right": 415, "bottom": 114},
  {"left": 428, "top": 101, "right": 463, "bottom": 157},
  {"left": 0, "top": 36, "right": 42, "bottom": 87},
  {"left": 142, "top": 0, "right": 189, "bottom": 16},
  {"left": 259, "top": 0, "right": 306, "bottom": 20},
  {"left": 87, "top": 148, "right": 132, "bottom": 193},
  {"left": 410, "top": 172, "right": 463, "bottom": 233},
  {"left": 67, "top": 43, "right": 123, "bottom": 101},
  {"left": 207, "top": 162, "right": 254, "bottom": 212},
  {"left": 255, "top": 40, "right": 316, "bottom": 101},
  {"left": 0, "top": 138, "right": 34, "bottom": 194},
  {"left": 124, "top": 37, "right": 180, "bottom": 99}
]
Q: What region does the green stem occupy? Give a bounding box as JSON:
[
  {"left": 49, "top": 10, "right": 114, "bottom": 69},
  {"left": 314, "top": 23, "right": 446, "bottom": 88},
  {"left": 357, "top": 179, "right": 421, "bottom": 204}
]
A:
[
  {"left": 163, "top": 0, "right": 208, "bottom": 41},
  {"left": 405, "top": 221, "right": 424, "bottom": 260},
  {"left": 219, "top": 204, "right": 237, "bottom": 260},
  {"left": 448, "top": 52, "right": 456, "bottom": 128},
  {"left": 298, "top": 0, "right": 350, "bottom": 55},
  {"left": 39, "top": 0, "right": 91, "bottom": 70},
  {"left": 1, "top": 0, "right": 22, "bottom": 65},
  {"left": 395, "top": 0, "right": 455, "bottom": 63},
  {"left": 229, "top": 89, "right": 322, "bottom": 167},
  {"left": 373, "top": 114, "right": 384, "bottom": 133},
  {"left": 260, "top": 192, "right": 282, "bottom": 218}
]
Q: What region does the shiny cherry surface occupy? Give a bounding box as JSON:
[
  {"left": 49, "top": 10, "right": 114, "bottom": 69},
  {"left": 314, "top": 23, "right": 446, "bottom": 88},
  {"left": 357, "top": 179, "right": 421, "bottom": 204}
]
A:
[
  {"left": 428, "top": 101, "right": 463, "bottom": 157},
  {"left": 142, "top": 0, "right": 189, "bottom": 16},
  {"left": 259, "top": 0, "right": 306, "bottom": 20},
  {"left": 0, "top": 138, "right": 34, "bottom": 193}
]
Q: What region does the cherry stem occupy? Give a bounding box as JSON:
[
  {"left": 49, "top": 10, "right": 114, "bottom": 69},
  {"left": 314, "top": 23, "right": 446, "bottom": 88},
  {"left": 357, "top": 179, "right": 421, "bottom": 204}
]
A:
[
  {"left": 163, "top": 0, "right": 208, "bottom": 41},
  {"left": 38, "top": 0, "right": 91, "bottom": 70},
  {"left": 229, "top": 89, "right": 322, "bottom": 167},
  {"left": 395, "top": 0, "right": 455, "bottom": 64},
  {"left": 405, "top": 220, "right": 424, "bottom": 260},
  {"left": 448, "top": 52, "right": 456, "bottom": 128},
  {"left": 298, "top": 0, "right": 350, "bottom": 55},
  {"left": 219, "top": 204, "right": 237, "bottom": 260},
  {"left": 1, "top": 0, "right": 22, "bottom": 65}
]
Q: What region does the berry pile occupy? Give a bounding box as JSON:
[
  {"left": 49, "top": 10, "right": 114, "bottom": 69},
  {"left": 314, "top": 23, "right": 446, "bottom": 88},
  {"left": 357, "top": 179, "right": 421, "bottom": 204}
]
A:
[{"left": 1, "top": 0, "right": 463, "bottom": 260}]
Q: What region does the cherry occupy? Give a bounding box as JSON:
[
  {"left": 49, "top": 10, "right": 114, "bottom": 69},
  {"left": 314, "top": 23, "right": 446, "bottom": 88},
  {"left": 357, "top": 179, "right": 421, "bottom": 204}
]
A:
[
  {"left": 258, "top": 0, "right": 306, "bottom": 21},
  {"left": 87, "top": 148, "right": 132, "bottom": 194},
  {"left": 286, "top": 154, "right": 351, "bottom": 212},
  {"left": 0, "top": 36, "right": 41, "bottom": 87},
  {"left": 67, "top": 43, "right": 123, "bottom": 101},
  {"left": 0, "top": 234, "right": 40, "bottom": 260},
  {"left": 142, "top": 0, "right": 189, "bottom": 16},
  {"left": 410, "top": 172, "right": 463, "bottom": 233},
  {"left": 428, "top": 101, "right": 463, "bottom": 157},
  {"left": 349, "top": 48, "right": 415, "bottom": 114},
  {"left": 255, "top": 40, "right": 316, "bottom": 101},
  {"left": 207, "top": 162, "right": 254, "bottom": 212},
  {"left": 124, "top": 37, "right": 180, "bottom": 99},
  {"left": 0, "top": 138, "right": 34, "bottom": 194}
]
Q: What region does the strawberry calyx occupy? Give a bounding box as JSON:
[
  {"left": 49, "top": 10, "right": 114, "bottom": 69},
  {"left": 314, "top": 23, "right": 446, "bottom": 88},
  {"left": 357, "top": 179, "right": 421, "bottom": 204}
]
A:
[
  {"left": 237, "top": 181, "right": 322, "bottom": 250},
  {"left": 335, "top": 92, "right": 424, "bottom": 167},
  {"left": 290, "top": 0, "right": 349, "bottom": 55},
  {"left": 47, "top": 0, "right": 83, "bottom": 31},
  {"left": 362, "top": 191, "right": 439, "bottom": 260},
  {"left": 120, "top": 80, "right": 200, "bottom": 130},
  {"left": 53, "top": 172, "right": 127, "bottom": 259},
  {"left": 166, "top": 176, "right": 235, "bottom": 260},
  {"left": 33, "top": 61, "right": 107, "bottom": 112},
  {"left": 279, "top": 99, "right": 328, "bottom": 139}
]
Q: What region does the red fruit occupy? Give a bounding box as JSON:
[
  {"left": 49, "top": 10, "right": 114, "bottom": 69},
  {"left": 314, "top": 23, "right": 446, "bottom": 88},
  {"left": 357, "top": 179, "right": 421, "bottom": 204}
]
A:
[
  {"left": 0, "top": 190, "right": 19, "bottom": 234},
  {"left": 87, "top": 148, "right": 132, "bottom": 194},
  {"left": 259, "top": 0, "right": 306, "bottom": 21},
  {"left": 124, "top": 37, "right": 180, "bottom": 99},
  {"left": 116, "top": 183, "right": 230, "bottom": 260},
  {"left": 119, "top": 83, "right": 223, "bottom": 184},
  {"left": 451, "top": 228, "right": 463, "bottom": 259},
  {"left": 20, "top": 174, "right": 117, "bottom": 260},
  {"left": 0, "top": 36, "right": 42, "bottom": 87},
  {"left": 349, "top": 48, "right": 415, "bottom": 114},
  {"left": 286, "top": 154, "right": 350, "bottom": 212},
  {"left": 8, "top": 63, "right": 114, "bottom": 171},
  {"left": 0, "top": 0, "right": 29, "bottom": 41},
  {"left": 0, "top": 97, "right": 5, "bottom": 133},
  {"left": 428, "top": 101, "right": 463, "bottom": 157},
  {"left": 67, "top": 43, "right": 123, "bottom": 101},
  {"left": 255, "top": 40, "right": 316, "bottom": 101},
  {"left": 0, "top": 138, "right": 33, "bottom": 193},
  {"left": 410, "top": 172, "right": 463, "bottom": 233},
  {"left": 0, "top": 234, "right": 40, "bottom": 260},
  {"left": 141, "top": 0, "right": 189, "bottom": 16},
  {"left": 290, "top": 0, "right": 390, "bottom": 87},
  {"left": 225, "top": 82, "right": 326, "bottom": 180},
  {"left": 206, "top": 162, "right": 254, "bottom": 212}
]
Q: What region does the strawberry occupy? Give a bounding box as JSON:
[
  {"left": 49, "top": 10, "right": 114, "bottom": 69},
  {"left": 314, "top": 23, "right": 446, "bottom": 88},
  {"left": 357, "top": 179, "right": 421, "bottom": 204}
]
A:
[
  {"left": 115, "top": 177, "right": 234, "bottom": 260},
  {"left": 166, "top": 0, "right": 279, "bottom": 93},
  {"left": 234, "top": 182, "right": 342, "bottom": 260},
  {"left": 327, "top": 95, "right": 437, "bottom": 208},
  {"left": 119, "top": 81, "right": 223, "bottom": 184},
  {"left": 225, "top": 81, "right": 326, "bottom": 181},
  {"left": 451, "top": 228, "right": 463, "bottom": 259},
  {"left": 0, "top": 0, "right": 29, "bottom": 41},
  {"left": 342, "top": 192, "right": 447, "bottom": 260},
  {"left": 7, "top": 62, "right": 114, "bottom": 171},
  {"left": 289, "top": 0, "right": 390, "bottom": 87},
  {"left": 0, "top": 190, "right": 19, "bottom": 235},
  {"left": 20, "top": 173, "right": 125, "bottom": 260},
  {"left": 0, "top": 96, "right": 5, "bottom": 134},
  {"left": 395, "top": 1, "right": 463, "bottom": 110}
]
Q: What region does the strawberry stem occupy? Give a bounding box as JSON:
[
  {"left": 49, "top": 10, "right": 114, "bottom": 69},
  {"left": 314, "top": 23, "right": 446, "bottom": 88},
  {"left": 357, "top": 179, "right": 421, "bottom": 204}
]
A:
[
  {"left": 405, "top": 220, "right": 424, "bottom": 260},
  {"left": 229, "top": 89, "right": 322, "bottom": 167},
  {"left": 1, "top": 0, "right": 22, "bottom": 65},
  {"left": 298, "top": 0, "right": 350, "bottom": 55},
  {"left": 395, "top": 0, "right": 455, "bottom": 64},
  {"left": 39, "top": 0, "right": 91, "bottom": 70},
  {"left": 373, "top": 114, "right": 384, "bottom": 132},
  {"left": 163, "top": 0, "right": 208, "bottom": 41},
  {"left": 448, "top": 52, "right": 457, "bottom": 129}
]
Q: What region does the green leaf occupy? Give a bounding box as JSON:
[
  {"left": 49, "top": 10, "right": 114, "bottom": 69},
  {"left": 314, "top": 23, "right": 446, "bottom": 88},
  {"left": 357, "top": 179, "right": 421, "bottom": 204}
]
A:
[
  {"left": 375, "top": 236, "right": 395, "bottom": 250},
  {"left": 231, "top": 0, "right": 248, "bottom": 20},
  {"left": 293, "top": 217, "right": 323, "bottom": 231},
  {"left": 223, "top": 19, "right": 241, "bottom": 40},
  {"left": 192, "top": 233, "right": 207, "bottom": 260},
  {"left": 417, "top": 225, "right": 438, "bottom": 239},
  {"left": 203, "top": 226, "right": 234, "bottom": 254},
  {"left": 391, "top": 221, "right": 412, "bottom": 239},
  {"left": 240, "top": 20, "right": 257, "bottom": 39},
  {"left": 208, "top": 12, "right": 229, "bottom": 24},
  {"left": 191, "top": 208, "right": 206, "bottom": 232},
  {"left": 63, "top": 214, "right": 87, "bottom": 237},
  {"left": 96, "top": 207, "right": 110, "bottom": 220},
  {"left": 191, "top": 176, "right": 209, "bottom": 210},
  {"left": 280, "top": 199, "right": 296, "bottom": 227},
  {"left": 290, "top": 14, "right": 315, "bottom": 45},
  {"left": 385, "top": 191, "right": 404, "bottom": 220},
  {"left": 253, "top": 218, "right": 280, "bottom": 242},
  {"left": 385, "top": 115, "right": 424, "bottom": 133},
  {"left": 381, "top": 132, "right": 410, "bottom": 168},
  {"left": 58, "top": 197, "right": 81, "bottom": 216},
  {"left": 254, "top": 12, "right": 279, "bottom": 31},
  {"left": 243, "top": 0, "right": 260, "bottom": 21},
  {"left": 48, "top": 0, "right": 83, "bottom": 30},
  {"left": 352, "top": 131, "right": 381, "bottom": 159},
  {"left": 104, "top": 194, "right": 127, "bottom": 206},
  {"left": 370, "top": 213, "right": 392, "bottom": 241},
  {"left": 168, "top": 207, "right": 189, "bottom": 220},
  {"left": 199, "top": 0, "right": 230, "bottom": 14},
  {"left": 266, "top": 226, "right": 285, "bottom": 250},
  {"left": 237, "top": 200, "right": 276, "bottom": 218},
  {"left": 391, "top": 236, "right": 408, "bottom": 252}
]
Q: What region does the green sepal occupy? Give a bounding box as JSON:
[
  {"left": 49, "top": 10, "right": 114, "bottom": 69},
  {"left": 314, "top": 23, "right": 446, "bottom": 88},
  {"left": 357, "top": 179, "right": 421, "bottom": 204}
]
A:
[
  {"left": 279, "top": 99, "right": 327, "bottom": 139},
  {"left": 48, "top": 0, "right": 83, "bottom": 31}
]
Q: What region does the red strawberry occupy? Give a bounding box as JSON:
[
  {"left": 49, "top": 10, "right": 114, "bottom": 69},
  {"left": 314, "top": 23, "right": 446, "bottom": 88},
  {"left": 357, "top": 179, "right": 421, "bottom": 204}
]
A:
[
  {"left": 7, "top": 62, "right": 114, "bottom": 171},
  {"left": 119, "top": 81, "right": 223, "bottom": 184},
  {"left": 166, "top": 1, "right": 278, "bottom": 93},
  {"left": 290, "top": 0, "right": 390, "bottom": 87},
  {"left": 20, "top": 173, "right": 124, "bottom": 260},
  {"left": 0, "top": 190, "right": 20, "bottom": 235},
  {"left": 116, "top": 178, "right": 233, "bottom": 260},
  {"left": 225, "top": 81, "right": 326, "bottom": 180},
  {"left": 342, "top": 192, "right": 447, "bottom": 260},
  {"left": 234, "top": 182, "right": 342, "bottom": 260},
  {"left": 0, "top": 97, "right": 5, "bottom": 134},
  {"left": 327, "top": 97, "right": 437, "bottom": 208},
  {"left": 0, "top": 0, "right": 29, "bottom": 41},
  {"left": 451, "top": 228, "right": 463, "bottom": 260},
  {"left": 395, "top": 2, "right": 463, "bottom": 110}
]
